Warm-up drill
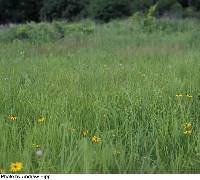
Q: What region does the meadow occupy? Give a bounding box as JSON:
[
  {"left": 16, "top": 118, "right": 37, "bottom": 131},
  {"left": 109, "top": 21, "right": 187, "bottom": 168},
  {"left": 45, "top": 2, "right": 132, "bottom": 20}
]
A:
[{"left": 1, "top": 17, "right": 200, "bottom": 173}]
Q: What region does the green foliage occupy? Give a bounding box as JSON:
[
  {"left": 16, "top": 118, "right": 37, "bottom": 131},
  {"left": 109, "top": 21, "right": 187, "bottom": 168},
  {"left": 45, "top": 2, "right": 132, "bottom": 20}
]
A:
[
  {"left": 40, "top": 0, "right": 89, "bottom": 22},
  {"left": 182, "top": 7, "right": 200, "bottom": 18},
  {"left": 156, "top": 0, "right": 177, "bottom": 14},
  {"left": 0, "top": 0, "right": 42, "bottom": 23},
  {"left": 131, "top": 5, "right": 200, "bottom": 33},
  {"left": 132, "top": 4, "right": 157, "bottom": 32},
  {"left": 143, "top": 5, "right": 157, "bottom": 32},
  {"left": 156, "top": 18, "right": 200, "bottom": 33},
  {"left": 132, "top": 0, "right": 155, "bottom": 12},
  {"left": 178, "top": 0, "right": 200, "bottom": 10},
  {"left": 169, "top": 2, "right": 184, "bottom": 18},
  {"left": 1, "top": 0, "right": 200, "bottom": 24},
  {"left": 1, "top": 18, "right": 200, "bottom": 173},
  {"left": 0, "top": 21, "right": 95, "bottom": 42},
  {"left": 89, "top": 0, "right": 132, "bottom": 22}
]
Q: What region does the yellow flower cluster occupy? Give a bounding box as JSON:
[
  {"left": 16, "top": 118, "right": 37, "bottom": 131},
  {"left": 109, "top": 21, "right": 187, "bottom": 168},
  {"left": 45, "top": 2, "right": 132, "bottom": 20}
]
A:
[
  {"left": 91, "top": 135, "right": 101, "bottom": 144},
  {"left": 7, "top": 115, "right": 47, "bottom": 124},
  {"left": 37, "top": 117, "right": 45, "bottom": 123},
  {"left": 8, "top": 115, "right": 17, "bottom": 121},
  {"left": 32, "top": 143, "right": 40, "bottom": 148},
  {"left": 176, "top": 94, "right": 183, "bottom": 97},
  {"left": 0, "top": 168, "right": 4, "bottom": 174},
  {"left": 82, "top": 130, "right": 101, "bottom": 144},
  {"left": 183, "top": 122, "right": 192, "bottom": 136},
  {"left": 176, "top": 94, "right": 192, "bottom": 98}
]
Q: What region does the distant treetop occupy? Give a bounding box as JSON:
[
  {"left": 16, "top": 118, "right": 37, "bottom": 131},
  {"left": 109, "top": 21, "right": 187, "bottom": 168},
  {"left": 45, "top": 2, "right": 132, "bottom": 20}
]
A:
[{"left": 0, "top": 0, "right": 200, "bottom": 24}]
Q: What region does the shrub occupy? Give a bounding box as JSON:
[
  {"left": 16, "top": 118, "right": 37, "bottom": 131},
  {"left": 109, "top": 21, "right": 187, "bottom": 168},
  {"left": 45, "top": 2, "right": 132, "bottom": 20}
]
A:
[
  {"left": 132, "top": 4, "right": 157, "bottom": 32},
  {"left": 182, "top": 7, "right": 200, "bottom": 18},
  {"left": 0, "top": 21, "right": 95, "bottom": 42}
]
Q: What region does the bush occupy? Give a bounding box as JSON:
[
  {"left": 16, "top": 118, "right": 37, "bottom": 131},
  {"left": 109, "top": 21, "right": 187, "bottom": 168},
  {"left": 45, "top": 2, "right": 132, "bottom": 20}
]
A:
[
  {"left": 182, "top": 7, "right": 200, "bottom": 18},
  {"left": 156, "top": 18, "right": 199, "bottom": 33},
  {"left": 0, "top": 21, "right": 95, "bottom": 42},
  {"left": 132, "top": 4, "right": 157, "bottom": 32}
]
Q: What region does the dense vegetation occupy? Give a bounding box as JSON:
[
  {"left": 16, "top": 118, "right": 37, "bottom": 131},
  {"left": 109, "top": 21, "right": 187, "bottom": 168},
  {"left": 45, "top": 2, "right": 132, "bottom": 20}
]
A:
[
  {"left": 0, "top": 0, "right": 200, "bottom": 24},
  {"left": 1, "top": 16, "right": 200, "bottom": 173},
  {"left": 1, "top": 0, "right": 200, "bottom": 174}
]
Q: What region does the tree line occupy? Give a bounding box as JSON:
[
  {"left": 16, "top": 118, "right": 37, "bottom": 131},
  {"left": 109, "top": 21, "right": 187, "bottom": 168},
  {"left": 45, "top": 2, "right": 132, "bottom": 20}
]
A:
[{"left": 0, "top": 0, "right": 200, "bottom": 24}]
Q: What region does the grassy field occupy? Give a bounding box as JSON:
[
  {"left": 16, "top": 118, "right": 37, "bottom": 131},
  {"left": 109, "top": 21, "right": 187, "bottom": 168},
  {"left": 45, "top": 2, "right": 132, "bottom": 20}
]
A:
[{"left": 1, "top": 18, "right": 200, "bottom": 173}]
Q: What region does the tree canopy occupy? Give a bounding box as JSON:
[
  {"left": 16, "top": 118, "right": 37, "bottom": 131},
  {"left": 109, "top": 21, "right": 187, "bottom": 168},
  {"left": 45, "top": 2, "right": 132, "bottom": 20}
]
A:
[{"left": 0, "top": 0, "right": 200, "bottom": 24}]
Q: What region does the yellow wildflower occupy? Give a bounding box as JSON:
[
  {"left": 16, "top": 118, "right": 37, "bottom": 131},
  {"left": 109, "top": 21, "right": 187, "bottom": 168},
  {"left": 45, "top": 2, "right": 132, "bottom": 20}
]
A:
[
  {"left": 91, "top": 135, "right": 101, "bottom": 144},
  {"left": 32, "top": 143, "right": 40, "bottom": 148},
  {"left": 82, "top": 130, "right": 89, "bottom": 137},
  {"left": 184, "top": 122, "right": 192, "bottom": 130},
  {"left": 176, "top": 94, "right": 183, "bottom": 97},
  {"left": 183, "top": 122, "right": 192, "bottom": 136},
  {"left": 184, "top": 130, "right": 192, "bottom": 136},
  {"left": 0, "top": 168, "right": 4, "bottom": 174},
  {"left": 10, "top": 162, "right": 23, "bottom": 173},
  {"left": 186, "top": 94, "right": 192, "bottom": 98},
  {"left": 8, "top": 115, "right": 17, "bottom": 121},
  {"left": 37, "top": 117, "right": 45, "bottom": 123}
]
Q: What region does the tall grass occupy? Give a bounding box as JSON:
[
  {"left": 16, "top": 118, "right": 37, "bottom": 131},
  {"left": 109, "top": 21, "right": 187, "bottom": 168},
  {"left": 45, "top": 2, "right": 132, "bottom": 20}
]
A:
[{"left": 0, "top": 18, "right": 200, "bottom": 173}]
